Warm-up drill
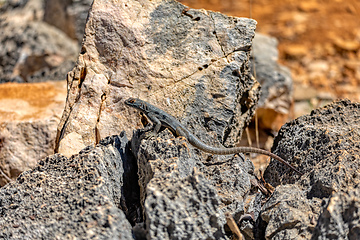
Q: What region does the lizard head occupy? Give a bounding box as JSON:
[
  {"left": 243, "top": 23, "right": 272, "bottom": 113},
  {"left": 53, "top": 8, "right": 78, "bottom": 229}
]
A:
[{"left": 125, "top": 98, "right": 148, "bottom": 113}]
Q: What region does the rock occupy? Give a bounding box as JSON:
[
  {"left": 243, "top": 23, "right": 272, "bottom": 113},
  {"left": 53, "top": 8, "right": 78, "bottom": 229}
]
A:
[
  {"left": 312, "top": 187, "right": 360, "bottom": 239},
  {"left": 198, "top": 151, "right": 255, "bottom": 221},
  {"left": 332, "top": 37, "right": 360, "bottom": 52},
  {"left": 133, "top": 129, "right": 256, "bottom": 225},
  {"left": 261, "top": 185, "right": 321, "bottom": 239},
  {"left": 0, "top": 0, "right": 29, "bottom": 12},
  {"left": 44, "top": 0, "right": 93, "bottom": 43},
  {"left": 0, "top": 81, "right": 66, "bottom": 186},
  {"left": 145, "top": 170, "right": 229, "bottom": 239},
  {"left": 0, "top": 119, "right": 58, "bottom": 186},
  {"left": 267, "top": 99, "right": 360, "bottom": 190},
  {"left": 0, "top": 134, "right": 137, "bottom": 239},
  {"left": 307, "top": 60, "right": 329, "bottom": 73},
  {"left": 298, "top": 2, "right": 320, "bottom": 12},
  {"left": 259, "top": 100, "right": 360, "bottom": 239},
  {"left": 55, "top": 0, "right": 259, "bottom": 157},
  {"left": 251, "top": 33, "right": 293, "bottom": 131},
  {"left": 134, "top": 129, "right": 200, "bottom": 208},
  {"left": 292, "top": 85, "right": 318, "bottom": 101},
  {"left": 0, "top": 0, "right": 78, "bottom": 83}
]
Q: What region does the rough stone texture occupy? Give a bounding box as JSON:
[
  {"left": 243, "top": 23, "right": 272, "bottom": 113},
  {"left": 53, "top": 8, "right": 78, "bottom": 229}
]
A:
[
  {"left": 0, "top": 119, "right": 58, "bottom": 186},
  {"left": 0, "top": 134, "right": 137, "bottom": 239},
  {"left": 0, "top": 0, "right": 78, "bottom": 83},
  {"left": 55, "top": 0, "right": 259, "bottom": 158},
  {"left": 267, "top": 99, "right": 360, "bottom": 190},
  {"left": 132, "top": 129, "right": 254, "bottom": 224},
  {"left": 259, "top": 100, "right": 360, "bottom": 239},
  {"left": 145, "top": 171, "right": 229, "bottom": 239},
  {"left": 134, "top": 130, "right": 200, "bottom": 206},
  {"left": 261, "top": 185, "right": 321, "bottom": 239},
  {"left": 44, "top": 0, "right": 93, "bottom": 43},
  {"left": 133, "top": 129, "right": 233, "bottom": 239},
  {"left": 198, "top": 152, "right": 255, "bottom": 221},
  {"left": 0, "top": 81, "right": 67, "bottom": 186},
  {"left": 312, "top": 186, "right": 360, "bottom": 240},
  {"left": 251, "top": 33, "right": 293, "bottom": 131}
]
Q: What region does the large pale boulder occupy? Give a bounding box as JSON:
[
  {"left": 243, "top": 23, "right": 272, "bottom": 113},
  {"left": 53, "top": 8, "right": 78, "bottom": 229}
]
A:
[{"left": 55, "top": 0, "right": 259, "bottom": 157}]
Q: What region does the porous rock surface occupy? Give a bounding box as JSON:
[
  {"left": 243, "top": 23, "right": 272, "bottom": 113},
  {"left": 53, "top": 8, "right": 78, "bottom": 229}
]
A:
[
  {"left": 261, "top": 185, "right": 321, "bottom": 239},
  {"left": 2, "top": 100, "right": 360, "bottom": 239},
  {"left": 55, "top": 0, "right": 259, "bottom": 157},
  {"left": 312, "top": 186, "right": 360, "bottom": 239},
  {"left": 0, "top": 134, "right": 138, "bottom": 239},
  {"left": 268, "top": 99, "right": 360, "bottom": 190},
  {"left": 260, "top": 100, "right": 360, "bottom": 239},
  {"left": 133, "top": 129, "right": 256, "bottom": 238}
]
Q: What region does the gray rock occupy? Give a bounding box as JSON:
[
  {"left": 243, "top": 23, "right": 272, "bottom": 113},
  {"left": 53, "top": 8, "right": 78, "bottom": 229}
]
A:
[
  {"left": 0, "top": 0, "right": 29, "bottom": 12},
  {"left": 251, "top": 33, "right": 293, "bottom": 130},
  {"left": 0, "top": 0, "right": 78, "bottom": 83},
  {"left": 44, "top": 0, "right": 93, "bottom": 43},
  {"left": 133, "top": 129, "right": 256, "bottom": 224},
  {"left": 261, "top": 185, "right": 321, "bottom": 239},
  {"left": 0, "top": 134, "right": 137, "bottom": 239},
  {"left": 198, "top": 153, "right": 255, "bottom": 221},
  {"left": 55, "top": 0, "right": 259, "bottom": 158},
  {"left": 133, "top": 129, "right": 231, "bottom": 239},
  {"left": 259, "top": 100, "right": 360, "bottom": 239},
  {"left": 266, "top": 99, "right": 360, "bottom": 191},
  {"left": 134, "top": 129, "right": 200, "bottom": 208},
  {"left": 145, "top": 171, "right": 229, "bottom": 240},
  {"left": 312, "top": 187, "right": 360, "bottom": 240}
]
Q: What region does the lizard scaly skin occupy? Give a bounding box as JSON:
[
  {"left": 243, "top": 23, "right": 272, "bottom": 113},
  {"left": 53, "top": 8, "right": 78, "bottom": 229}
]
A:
[{"left": 125, "top": 98, "right": 300, "bottom": 174}]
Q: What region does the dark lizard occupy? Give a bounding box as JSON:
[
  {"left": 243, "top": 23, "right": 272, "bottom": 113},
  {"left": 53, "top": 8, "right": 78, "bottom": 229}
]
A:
[{"left": 125, "top": 97, "right": 300, "bottom": 174}]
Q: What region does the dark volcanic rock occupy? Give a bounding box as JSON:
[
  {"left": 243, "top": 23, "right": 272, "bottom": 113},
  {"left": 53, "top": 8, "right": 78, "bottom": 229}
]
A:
[
  {"left": 259, "top": 100, "right": 360, "bottom": 239},
  {"left": 132, "top": 129, "right": 256, "bottom": 239},
  {"left": 145, "top": 170, "right": 228, "bottom": 239},
  {"left": 261, "top": 185, "right": 321, "bottom": 239},
  {"left": 267, "top": 99, "right": 360, "bottom": 190},
  {"left": 312, "top": 186, "right": 360, "bottom": 240},
  {"left": 198, "top": 153, "right": 255, "bottom": 221},
  {"left": 0, "top": 134, "right": 138, "bottom": 239}
]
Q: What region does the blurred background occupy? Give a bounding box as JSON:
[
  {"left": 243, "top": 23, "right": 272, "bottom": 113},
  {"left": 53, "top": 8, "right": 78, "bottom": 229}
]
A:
[{"left": 180, "top": 0, "right": 360, "bottom": 103}]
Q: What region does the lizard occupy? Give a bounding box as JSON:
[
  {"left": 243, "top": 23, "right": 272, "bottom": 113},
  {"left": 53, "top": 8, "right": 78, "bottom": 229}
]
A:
[{"left": 125, "top": 97, "right": 301, "bottom": 174}]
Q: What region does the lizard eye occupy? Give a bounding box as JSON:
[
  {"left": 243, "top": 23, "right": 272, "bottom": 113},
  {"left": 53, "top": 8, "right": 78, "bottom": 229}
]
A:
[{"left": 129, "top": 99, "right": 136, "bottom": 103}]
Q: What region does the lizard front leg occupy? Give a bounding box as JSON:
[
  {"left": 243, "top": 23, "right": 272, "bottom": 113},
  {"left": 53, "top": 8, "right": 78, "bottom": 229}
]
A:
[
  {"left": 140, "top": 112, "right": 162, "bottom": 139},
  {"left": 131, "top": 113, "right": 162, "bottom": 155}
]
